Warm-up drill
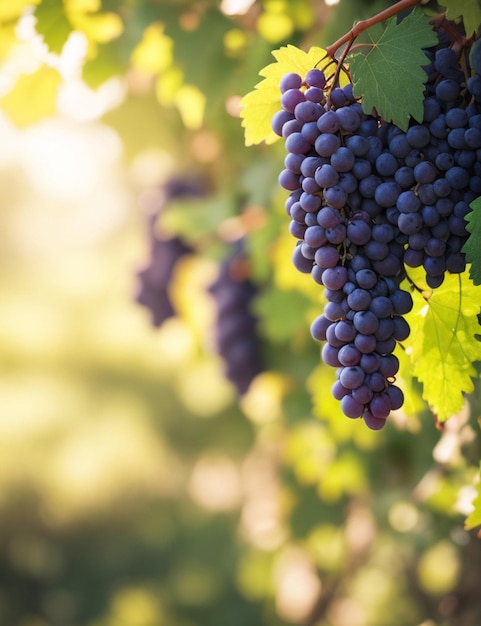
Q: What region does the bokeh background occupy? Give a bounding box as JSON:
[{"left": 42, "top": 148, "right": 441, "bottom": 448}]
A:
[{"left": 1, "top": 1, "right": 481, "bottom": 625}]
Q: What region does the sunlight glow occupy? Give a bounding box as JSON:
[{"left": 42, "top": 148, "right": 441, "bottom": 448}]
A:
[
  {"left": 110, "top": 587, "right": 163, "bottom": 625},
  {"left": 388, "top": 501, "right": 420, "bottom": 532},
  {"left": 274, "top": 547, "right": 322, "bottom": 623},
  {"left": 21, "top": 119, "right": 122, "bottom": 199},
  {"left": 240, "top": 448, "right": 286, "bottom": 550},
  {"left": 58, "top": 77, "right": 126, "bottom": 121},
  {"left": 417, "top": 541, "right": 461, "bottom": 594},
  {"left": 454, "top": 485, "right": 477, "bottom": 516},
  {"left": 188, "top": 454, "right": 242, "bottom": 512},
  {"left": 43, "top": 406, "right": 182, "bottom": 522},
  {"left": 175, "top": 359, "right": 234, "bottom": 417},
  {"left": 327, "top": 597, "right": 366, "bottom": 626},
  {"left": 240, "top": 372, "right": 287, "bottom": 424},
  {"left": 220, "top": 0, "right": 256, "bottom": 15}
]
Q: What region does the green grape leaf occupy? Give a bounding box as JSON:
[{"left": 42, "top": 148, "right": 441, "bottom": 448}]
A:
[
  {"left": 240, "top": 45, "right": 339, "bottom": 146},
  {"left": 34, "top": 0, "right": 72, "bottom": 54},
  {"left": 438, "top": 0, "right": 481, "bottom": 36},
  {"left": 252, "top": 287, "right": 313, "bottom": 342},
  {"left": 348, "top": 7, "right": 438, "bottom": 131},
  {"left": 462, "top": 197, "right": 481, "bottom": 285},
  {"left": 159, "top": 190, "right": 238, "bottom": 246},
  {"left": 402, "top": 267, "right": 481, "bottom": 422},
  {"left": 82, "top": 41, "right": 125, "bottom": 88}
]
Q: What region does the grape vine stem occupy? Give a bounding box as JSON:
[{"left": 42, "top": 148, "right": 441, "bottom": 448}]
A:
[{"left": 325, "top": 0, "right": 424, "bottom": 58}]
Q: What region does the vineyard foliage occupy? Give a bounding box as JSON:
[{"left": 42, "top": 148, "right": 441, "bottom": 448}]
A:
[{"left": 2, "top": 1, "right": 481, "bottom": 625}]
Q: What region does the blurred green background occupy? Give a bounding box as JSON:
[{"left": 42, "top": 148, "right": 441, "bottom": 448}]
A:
[{"left": 1, "top": 1, "right": 481, "bottom": 625}]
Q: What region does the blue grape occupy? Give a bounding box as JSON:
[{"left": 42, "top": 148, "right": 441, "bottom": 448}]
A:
[
  {"left": 394, "top": 166, "right": 415, "bottom": 188},
  {"left": 436, "top": 79, "right": 461, "bottom": 102},
  {"left": 330, "top": 87, "right": 349, "bottom": 108},
  {"left": 293, "top": 243, "right": 313, "bottom": 273},
  {"left": 317, "top": 206, "right": 342, "bottom": 228},
  {"left": 301, "top": 121, "right": 320, "bottom": 143},
  {"left": 336, "top": 106, "right": 361, "bottom": 132},
  {"left": 347, "top": 220, "right": 371, "bottom": 245},
  {"left": 445, "top": 166, "right": 470, "bottom": 190},
  {"left": 300, "top": 192, "right": 322, "bottom": 212},
  {"left": 406, "top": 125, "right": 431, "bottom": 148},
  {"left": 331, "top": 147, "right": 355, "bottom": 172},
  {"left": 435, "top": 152, "right": 455, "bottom": 171},
  {"left": 281, "top": 88, "right": 306, "bottom": 113},
  {"left": 375, "top": 181, "right": 402, "bottom": 207},
  {"left": 414, "top": 161, "right": 437, "bottom": 184},
  {"left": 352, "top": 159, "right": 372, "bottom": 179},
  {"left": 398, "top": 212, "right": 424, "bottom": 235},
  {"left": 279, "top": 168, "right": 301, "bottom": 191},
  {"left": 446, "top": 107, "right": 468, "bottom": 128},
  {"left": 310, "top": 314, "right": 331, "bottom": 340},
  {"left": 353, "top": 310, "right": 379, "bottom": 334},
  {"left": 305, "top": 68, "right": 326, "bottom": 88},
  {"left": 295, "top": 100, "right": 323, "bottom": 123},
  {"left": 315, "top": 132, "right": 341, "bottom": 156},
  {"left": 314, "top": 245, "right": 340, "bottom": 268},
  {"left": 390, "top": 290, "right": 413, "bottom": 315},
  {"left": 324, "top": 185, "right": 348, "bottom": 209},
  {"left": 338, "top": 344, "right": 362, "bottom": 366},
  {"left": 341, "top": 395, "right": 364, "bottom": 418},
  {"left": 340, "top": 366, "right": 365, "bottom": 390},
  {"left": 346, "top": 134, "right": 370, "bottom": 156},
  {"left": 389, "top": 133, "right": 411, "bottom": 158},
  {"left": 317, "top": 110, "right": 340, "bottom": 133},
  {"left": 397, "top": 190, "right": 421, "bottom": 213},
  {"left": 315, "top": 163, "right": 339, "bottom": 187},
  {"left": 285, "top": 132, "right": 311, "bottom": 154},
  {"left": 272, "top": 110, "right": 294, "bottom": 136},
  {"left": 300, "top": 156, "right": 324, "bottom": 177},
  {"left": 375, "top": 152, "right": 399, "bottom": 176},
  {"left": 322, "top": 266, "right": 349, "bottom": 290},
  {"left": 280, "top": 72, "right": 302, "bottom": 92}
]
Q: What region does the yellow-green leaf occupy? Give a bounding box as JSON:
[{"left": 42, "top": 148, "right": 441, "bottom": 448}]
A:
[
  {"left": 65, "top": 0, "right": 99, "bottom": 11},
  {"left": 173, "top": 84, "right": 206, "bottom": 130},
  {"left": 130, "top": 23, "right": 173, "bottom": 75},
  {"left": 465, "top": 464, "right": 481, "bottom": 532},
  {"left": 402, "top": 267, "right": 481, "bottom": 422},
  {"left": 0, "top": 0, "right": 40, "bottom": 23},
  {"left": 0, "top": 66, "right": 61, "bottom": 126},
  {"left": 240, "top": 44, "right": 341, "bottom": 146},
  {"left": 70, "top": 10, "right": 123, "bottom": 43},
  {"left": 0, "top": 24, "right": 18, "bottom": 60}
]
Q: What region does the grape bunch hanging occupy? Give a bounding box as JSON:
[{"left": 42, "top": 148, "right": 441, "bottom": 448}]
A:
[
  {"left": 135, "top": 178, "right": 202, "bottom": 327},
  {"left": 208, "top": 242, "right": 264, "bottom": 396},
  {"left": 274, "top": 24, "right": 481, "bottom": 429}
]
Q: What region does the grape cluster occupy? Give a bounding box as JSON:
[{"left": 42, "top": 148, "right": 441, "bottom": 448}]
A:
[
  {"left": 135, "top": 178, "right": 203, "bottom": 326},
  {"left": 273, "top": 41, "right": 480, "bottom": 429},
  {"left": 208, "top": 244, "right": 263, "bottom": 395}
]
